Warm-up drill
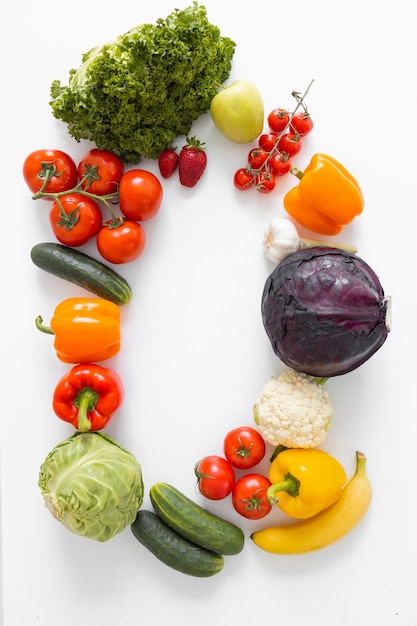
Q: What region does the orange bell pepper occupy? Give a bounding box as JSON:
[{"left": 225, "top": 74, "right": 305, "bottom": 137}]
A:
[
  {"left": 36, "top": 297, "right": 121, "bottom": 363},
  {"left": 283, "top": 153, "right": 364, "bottom": 236}
]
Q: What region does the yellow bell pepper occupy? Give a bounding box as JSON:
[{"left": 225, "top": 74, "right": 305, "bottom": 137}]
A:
[
  {"left": 283, "top": 153, "right": 364, "bottom": 236},
  {"left": 267, "top": 447, "right": 347, "bottom": 519}
]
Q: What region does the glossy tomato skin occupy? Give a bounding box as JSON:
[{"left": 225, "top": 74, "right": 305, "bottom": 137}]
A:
[
  {"left": 23, "top": 149, "right": 78, "bottom": 196},
  {"left": 255, "top": 170, "right": 276, "bottom": 193},
  {"left": 119, "top": 169, "right": 163, "bottom": 221},
  {"left": 195, "top": 455, "right": 235, "bottom": 500},
  {"left": 232, "top": 473, "right": 272, "bottom": 520},
  {"left": 247, "top": 148, "right": 269, "bottom": 170},
  {"left": 49, "top": 193, "right": 102, "bottom": 247},
  {"left": 223, "top": 426, "right": 266, "bottom": 469},
  {"left": 97, "top": 219, "right": 146, "bottom": 264},
  {"left": 278, "top": 133, "right": 302, "bottom": 156},
  {"left": 78, "top": 148, "right": 124, "bottom": 196},
  {"left": 267, "top": 108, "right": 290, "bottom": 133},
  {"left": 269, "top": 152, "right": 292, "bottom": 176},
  {"left": 258, "top": 132, "right": 278, "bottom": 152},
  {"left": 234, "top": 168, "right": 254, "bottom": 190},
  {"left": 291, "top": 112, "right": 314, "bottom": 136}
]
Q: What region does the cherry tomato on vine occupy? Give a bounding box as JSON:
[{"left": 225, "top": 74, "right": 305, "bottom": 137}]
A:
[
  {"left": 291, "top": 112, "right": 314, "bottom": 136},
  {"left": 232, "top": 473, "right": 272, "bottom": 520},
  {"left": 23, "top": 149, "right": 78, "bottom": 196},
  {"left": 49, "top": 194, "right": 102, "bottom": 247},
  {"left": 247, "top": 148, "right": 269, "bottom": 170},
  {"left": 278, "top": 133, "right": 302, "bottom": 157},
  {"left": 78, "top": 148, "right": 124, "bottom": 196},
  {"left": 234, "top": 168, "right": 254, "bottom": 190},
  {"left": 258, "top": 132, "right": 278, "bottom": 152},
  {"left": 119, "top": 169, "right": 163, "bottom": 221},
  {"left": 269, "top": 152, "right": 292, "bottom": 177},
  {"left": 267, "top": 108, "right": 290, "bottom": 133},
  {"left": 223, "top": 426, "right": 266, "bottom": 469},
  {"left": 194, "top": 455, "right": 235, "bottom": 500},
  {"left": 255, "top": 170, "right": 276, "bottom": 194},
  {"left": 97, "top": 219, "right": 146, "bottom": 264}
]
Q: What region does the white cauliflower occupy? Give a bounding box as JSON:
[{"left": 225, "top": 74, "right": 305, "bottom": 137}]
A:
[{"left": 254, "top": 369, "right": 332, "bottom": 448}]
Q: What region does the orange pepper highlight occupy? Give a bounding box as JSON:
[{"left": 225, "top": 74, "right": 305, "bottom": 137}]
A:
[
  {"left": 36, "top": 297, "right": 121, "bottom": 363},
  {"left": 283, "top": 153, "right": 364, "bottom": 236}
]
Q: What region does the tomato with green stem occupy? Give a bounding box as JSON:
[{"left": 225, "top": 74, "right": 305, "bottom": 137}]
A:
[
  {"left": 232, "top": 473, "right": 272, "bottom": 520},
  {"left": 234, "top": 168, "right": 254, "bottom": 190},
  {"left": 97, "top": 219, "right": 146, "bottom": 264},
  {"left": 23, "top": 149, "right": 78, "bottom": 196},
  {"left": 247, "top": 148, "right": 269, "bottom": 170},
  {"left": 49, "top": 193, "right": 102, "bottom": 247},
  {"left": 258, "top": 132, "right": 278, "bottom": 152},
  {"left": 291, "top": 112, "right": 314, "bottom": 136},
  {"left": 269, "top": 152, "right": 292, "bottom": 177},
  {"left": 119, "top": 169, "right": 163, "bottom": 221},
  {"left": 255, "top": 170, "right": 276, "bottom": 193},
  {"left": 223, "top": 426, "right": 266, "bottom": 469},
  {"left": 278, "top": 132, "right": 302, "bottom": 156},
  {"left": 194, "top": 455, "right": 235, "bottom": 500},
  {"left": 267, "top": 108, "right": 290, "bottom": 133},
  {"left": 78, "top": 148, "right": 125, "bottom": 196}
]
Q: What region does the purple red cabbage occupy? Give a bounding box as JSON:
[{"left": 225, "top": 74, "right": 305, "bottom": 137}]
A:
[{"left": 261, "top": 247, "right": 390, "bottom": 377}]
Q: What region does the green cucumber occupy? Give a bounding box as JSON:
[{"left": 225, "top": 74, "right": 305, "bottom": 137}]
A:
[
  {"left": 149, "top": 482, "right": 244, "bottom": 556},
  {"left": 30, "top": 242, "right": 132, "bottom": 305},
  {"left": 131, "top": 510, "right": 224, "bottom": 578}
]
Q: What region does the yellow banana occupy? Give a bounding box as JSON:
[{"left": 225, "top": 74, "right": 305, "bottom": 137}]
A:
[{"left": 251, "top": 451, "right": 372, "bottom": 554}]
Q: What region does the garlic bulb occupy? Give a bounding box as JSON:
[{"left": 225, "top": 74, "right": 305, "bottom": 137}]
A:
[
  {"left": 263, "top": 217, "right": 357, "bottom": 265},
  {"left": 263, "top": 218, "right": 301, "bottom": 264}
]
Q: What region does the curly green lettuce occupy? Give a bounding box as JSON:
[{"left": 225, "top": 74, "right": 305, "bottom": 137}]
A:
[{"left": 50, "top": 3, "right": 236, "bottom": 162}]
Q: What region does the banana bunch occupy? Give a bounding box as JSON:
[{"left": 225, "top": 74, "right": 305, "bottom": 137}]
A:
[{"left": 251, "top": 451, "right": 372, "bottom": 554}]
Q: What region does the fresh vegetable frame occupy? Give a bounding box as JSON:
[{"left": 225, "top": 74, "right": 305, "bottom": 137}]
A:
[{"left": 26, "top": 0, "right": 392, "bottom": 565}]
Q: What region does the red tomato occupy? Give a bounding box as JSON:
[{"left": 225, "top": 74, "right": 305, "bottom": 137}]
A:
[
  {"left": 223, "top": 426, "right": 266, "bottom": 469},
  {"left": 267, "top": 108, "right": 290, "bottom": 133},
  {"left": 291, "top": 112, "right": 314, "bottom": 136},
  {"left": 255, "top": 170, "right": 276, "bottom": 193},
  {"left": 23, "top": 149, "right": 78, "bottom": 196},
  {"left": 195, "top": 455, "right": 235, "bottom": 500},
  {"left": 278, "top": 133, "right": 302, "bottom": 156},
  {"left": 97, "top": 219, "right": 146, "bottom": 264},
  {"left": 78, "top": 148, "right": 124, "bottom": 196},
  {"left": 232, "top": 474, "right": 272, "bottom": 520},
  {"left": 234, "top": 168, "right": 254, "bottom": 191},
  {"left": 269, "top": 152, "right": 292, "bottom": 176},
  {"left": 119, "top": 169, "right": 163, "bottom": 221},
  {"left": 49, "top": 194, "right": 102, "bottom": 247},
  {"left": 258, "top": 132, "right": 278, "bottom": 152},
  {"left": 247, "top": 148, "right": 269, "bottom": 170}
]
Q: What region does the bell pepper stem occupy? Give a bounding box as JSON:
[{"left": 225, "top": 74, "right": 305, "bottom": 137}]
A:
[
  {"left": 290, "top": 166, "right": 305, "bottom": 180},
  {"left": 269, "top": 444, "right": 288, "bottom": 463},
  {"left": 74, "top": 387, "right": 100, "bottom": 432},
  {"left": 35, "top": 315, "right": 54, "bottom": 335},
  {"left": 267, "top": 473, "right": 300, "bottom": 506}
]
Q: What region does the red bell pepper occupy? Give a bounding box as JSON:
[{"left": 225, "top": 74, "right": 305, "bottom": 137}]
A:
[{"left": 52, "top": 363, "right": 124, "bottom": 432}]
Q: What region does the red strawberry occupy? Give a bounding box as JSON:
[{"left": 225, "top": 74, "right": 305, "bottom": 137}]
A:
[
  {"left": 158, "top": 147, "right": 179, "bottom": 179},
  {"left": 178, "top": 136, "right": 207, "bottom": 188}
]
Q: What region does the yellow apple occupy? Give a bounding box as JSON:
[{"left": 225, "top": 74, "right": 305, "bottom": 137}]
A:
[{"left": 210, "top": 79, "right": 264, "bottom": 143}]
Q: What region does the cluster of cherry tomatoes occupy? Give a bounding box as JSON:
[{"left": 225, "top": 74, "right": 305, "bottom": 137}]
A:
[
  {"left": 23, "top": 148, "right": 163, "bottom": 264},
  {"left": 233, "top": 106, "right": 314, "bottom": 194},
  {"left": 195, "top": 426, "right": 273, "bottom": 520}
]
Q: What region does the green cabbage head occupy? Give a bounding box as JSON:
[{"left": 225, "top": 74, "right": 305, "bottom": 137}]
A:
[{"left": 38, "top": 431, "right": 144, "bottom": 542}]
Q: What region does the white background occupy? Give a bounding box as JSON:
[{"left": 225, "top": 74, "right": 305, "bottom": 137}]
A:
[{"left": 1, "top": 1, "right": 416, "bottom": 624}]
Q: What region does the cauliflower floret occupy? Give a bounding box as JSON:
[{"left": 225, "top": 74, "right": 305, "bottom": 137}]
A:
[{"left": 254, "top": 369, "right": 332, "bottom": 448}]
